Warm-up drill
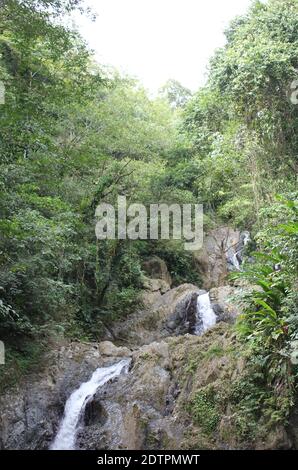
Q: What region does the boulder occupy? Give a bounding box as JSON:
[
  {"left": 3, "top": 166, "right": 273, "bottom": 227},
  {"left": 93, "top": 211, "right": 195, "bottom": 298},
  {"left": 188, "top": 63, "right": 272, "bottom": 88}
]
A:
[
  {"left": 98, "top": 341, "right": 132, "bottom": 358},
  {"left": 77, "top": 341, "right": 174, "bottom": 450},
  {"left": 142, "top": 256, "right": 172, "bottom": 287},
  {"left": 142, "top": 278, "right": 170, "bottom": 294},
  {"left": 209, "top": 286, "right": 240, "bottom": 323},
  {"left": 140, "top": 257, "right": 172, "bottom": 303}
]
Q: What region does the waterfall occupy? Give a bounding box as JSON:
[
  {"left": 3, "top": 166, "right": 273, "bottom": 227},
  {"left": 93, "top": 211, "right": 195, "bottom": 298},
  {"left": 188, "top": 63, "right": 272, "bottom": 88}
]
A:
[
  {"left": 50, "top": 358, "right": 130, "bottom": 450},
  {"left": 195, "top": 292, "right": 217, "bottom": 335},
  {"left": 229, "top": 231, "right": 250, "bottom": 271},
  {"left": 231, "top": 252, "right": 240, "bottom": 270}
]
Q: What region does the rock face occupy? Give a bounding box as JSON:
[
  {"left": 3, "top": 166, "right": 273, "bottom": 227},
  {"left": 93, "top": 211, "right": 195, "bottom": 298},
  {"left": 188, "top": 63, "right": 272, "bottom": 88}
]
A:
[
  {"left": 209, "top": 286, "right": 241, "bottom": 323},
  {"left": 98, "top": 342, "right": 131, "bottom": 358},
  {"left": 0, "top": 342, "right": 109, "bottom": 450},
  {"left": 77, "top": 341, "right": 173, "bottom": 450},
  {"left": 107, "top": 284, "right": 204, "bottom": 346},
  {"left": 194, "top": 226, "right": 241, "bottom": 289},
  {"left": 140, "top": 256, "right": 173, "bottom": 305},
  {"left": 142, "top": 256, "right": 172, "bottom": 287}
]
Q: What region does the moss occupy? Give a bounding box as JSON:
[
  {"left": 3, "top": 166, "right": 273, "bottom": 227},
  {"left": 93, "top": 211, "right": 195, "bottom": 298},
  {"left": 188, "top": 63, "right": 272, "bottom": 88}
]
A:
[{"left": 139, "top": 352, "right": 151, "bottom": 360}]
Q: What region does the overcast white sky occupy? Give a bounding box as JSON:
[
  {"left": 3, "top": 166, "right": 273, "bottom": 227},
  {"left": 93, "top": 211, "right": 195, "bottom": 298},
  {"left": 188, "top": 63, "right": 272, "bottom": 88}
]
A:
[{"left": 75, "top": 0, "right": 253, "bottom": 93}]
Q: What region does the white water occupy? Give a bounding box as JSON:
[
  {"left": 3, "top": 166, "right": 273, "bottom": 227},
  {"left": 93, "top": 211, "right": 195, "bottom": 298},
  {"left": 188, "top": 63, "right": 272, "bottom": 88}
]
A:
[
  {"left": 195, "top": 292, "right": 217, "bottom": 335},
  {"left": 231, "top": 252, "right": 240, "bottom": 270},
  {"left": 230, "top": 232, "right": 250, "bottom": 271},
  {"left": 50, "top": 358, "right": 130, "bottom": 450}
]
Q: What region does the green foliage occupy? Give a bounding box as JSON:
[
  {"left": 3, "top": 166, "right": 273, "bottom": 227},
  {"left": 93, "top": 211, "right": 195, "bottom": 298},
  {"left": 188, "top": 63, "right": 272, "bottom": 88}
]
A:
[
  {"left": 101, "top": 287, "right": 141, "bottom": 322},
  {"left": 203, "top": 344, "right": 225, "bottom": 359},
  {"left": 0, "top": 339, "right": 46, "bottom": 393},
  {"left": 210, "top": 0, "right": 298, "bottom": 155},
  {"left": 183, "top": 1, "right": 297, "bottom": 223},
  {"left": 233, "top": 197, "right": 297, "bottom": 347},
  {"left": 0, "top": 0, "right": 180, "bottom": 348},
  {"left": 189, "top": 386, "right": 220, "bottom": 435},
  {"left": 159, "top": 79, "right": 192, "bottom": 109},
  {"left": 229, "top": 197, "right": 298, "bottom": 433},
  {"left": 228, "top": 354, "right": 295, "bottom": 441},
  {"left": 144, "top": 239, "right": 201, "bottom": 286},
  {"left": 180, "top": 1, "right": 298, "bottom": 437}
]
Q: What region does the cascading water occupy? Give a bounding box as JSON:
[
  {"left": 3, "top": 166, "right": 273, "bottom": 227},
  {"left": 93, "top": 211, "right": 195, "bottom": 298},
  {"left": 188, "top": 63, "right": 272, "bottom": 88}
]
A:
[
  {"left": 50, "top": 358, "right": 130, "bottom": 450},
  {"left": 230, "top": 231, "right": 250, "bottom": 271},
  {"left": 195, "top": 292, "right": 217, "bottom": 335},
  {"left": 231, "top": 252, "right": 240, "bottom": 270}
]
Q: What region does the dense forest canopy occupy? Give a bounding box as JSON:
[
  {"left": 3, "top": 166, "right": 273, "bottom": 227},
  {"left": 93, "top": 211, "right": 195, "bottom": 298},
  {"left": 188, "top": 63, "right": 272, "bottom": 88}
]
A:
[{"left": 0, "top": 0, "right": 297, "bottom": 442}]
